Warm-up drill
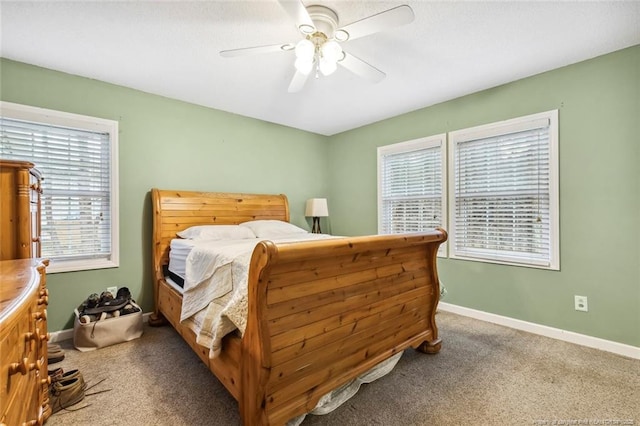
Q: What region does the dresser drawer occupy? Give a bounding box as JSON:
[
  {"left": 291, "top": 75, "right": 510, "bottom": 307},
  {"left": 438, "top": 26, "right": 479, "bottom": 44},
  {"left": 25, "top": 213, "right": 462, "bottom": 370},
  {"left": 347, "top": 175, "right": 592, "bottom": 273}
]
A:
[
  {"left": 0, "top": 259, "right": 49, "bottom": 425},
  {"left": 0, "top": 314, "right": 32, "bottom": 420}
]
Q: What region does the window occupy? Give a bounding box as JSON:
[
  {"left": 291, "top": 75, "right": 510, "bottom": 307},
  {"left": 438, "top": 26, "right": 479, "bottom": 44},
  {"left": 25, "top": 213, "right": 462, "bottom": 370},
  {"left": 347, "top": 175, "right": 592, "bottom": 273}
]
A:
[
  {"left": 1, "top": 101, "right": 119, "bottom": 273},
  {"left": 377, "top": 134, "right": 447, "bottom": 255},
  {"left": 448, "top": 110, "right": 559, "bottom": 269}
]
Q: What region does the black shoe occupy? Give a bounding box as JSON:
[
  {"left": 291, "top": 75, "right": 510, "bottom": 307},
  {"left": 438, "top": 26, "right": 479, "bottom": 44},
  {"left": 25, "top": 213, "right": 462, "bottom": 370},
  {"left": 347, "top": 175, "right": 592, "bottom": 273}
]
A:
[
  {"left": 83, "top": 297, "right": 129, "bottom": 315},
  {"left": 116, "top": 287, "right": 131, "bottom": 300}
]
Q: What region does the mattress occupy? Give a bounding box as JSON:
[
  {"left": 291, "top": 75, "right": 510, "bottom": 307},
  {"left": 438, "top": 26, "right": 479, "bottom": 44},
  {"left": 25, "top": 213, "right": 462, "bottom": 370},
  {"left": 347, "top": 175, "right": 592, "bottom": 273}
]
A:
[{"left": 168, "top": 238, "right": 196, "bottom": 283}]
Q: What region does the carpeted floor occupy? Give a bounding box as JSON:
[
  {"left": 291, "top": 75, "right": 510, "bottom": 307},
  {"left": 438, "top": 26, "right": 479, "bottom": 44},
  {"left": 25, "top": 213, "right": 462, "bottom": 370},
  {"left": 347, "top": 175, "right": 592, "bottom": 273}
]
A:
[{"left": 46, "top": 312, "right": 639, "bottom": 425}]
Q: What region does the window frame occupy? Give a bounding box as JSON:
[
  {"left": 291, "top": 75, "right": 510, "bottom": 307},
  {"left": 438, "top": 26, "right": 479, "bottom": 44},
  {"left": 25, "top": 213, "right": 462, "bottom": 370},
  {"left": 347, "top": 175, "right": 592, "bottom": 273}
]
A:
[
  {"left": 1, "top": 101, "right": 119, "bottom": 273},
  {"left": 377, "top": 134, "right": 448, "bottom": 257},
  {"left": 447, "top": 110, "right": 559, "bottom": 270}
]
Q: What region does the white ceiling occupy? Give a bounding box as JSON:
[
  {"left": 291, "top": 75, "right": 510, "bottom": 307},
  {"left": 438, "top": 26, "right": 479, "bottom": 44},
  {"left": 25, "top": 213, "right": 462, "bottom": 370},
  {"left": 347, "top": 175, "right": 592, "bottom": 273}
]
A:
[{"left": 2, "top": 1, "right": 639, "bottom": 136}]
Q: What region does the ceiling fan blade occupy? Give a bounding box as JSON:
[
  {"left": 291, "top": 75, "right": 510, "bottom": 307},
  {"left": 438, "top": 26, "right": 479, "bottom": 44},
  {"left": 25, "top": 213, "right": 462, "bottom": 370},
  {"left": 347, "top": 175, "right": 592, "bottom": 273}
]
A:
[
  {"left": 288, "top": 70, "right": 310, "bottom": 93},
  {"left": 277, "top": 0, "right": 315, "bottom": 32},
  {"left": 339, "top": 52, "right": 386, "bottom": 83},
  {"left": 337, "top": 5, "right": 414, "bottom": 42},
  {"left": 220, "top": 43, "right": 293, "bottom": 58}
]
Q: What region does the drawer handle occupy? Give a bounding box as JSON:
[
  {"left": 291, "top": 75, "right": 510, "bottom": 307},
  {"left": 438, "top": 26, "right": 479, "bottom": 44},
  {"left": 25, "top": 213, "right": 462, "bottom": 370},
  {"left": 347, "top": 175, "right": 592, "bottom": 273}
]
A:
[
  {"left": 33, "top": 310, "right": 47, "bottom": 321},
  {"left": 37, "top": 296, "right": 48, "bottom": 306},
  {"left": 9, "top": 358, "right": 28, "bottom": 375}
]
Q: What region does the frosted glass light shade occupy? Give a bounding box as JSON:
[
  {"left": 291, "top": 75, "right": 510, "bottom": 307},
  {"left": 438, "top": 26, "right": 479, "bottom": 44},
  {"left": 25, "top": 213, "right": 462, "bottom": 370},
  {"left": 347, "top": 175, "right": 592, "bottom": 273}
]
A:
[
  {"left": 295, "top": 39, "right": 314, "bottom": 60},
  {"left": 319, "top": 57, "right": 337, "bottom": 76},
  {"left": 295, "top": 57, "right": 313, "bottom": 75},
  {"left": 305, "top": 198, "right": 329, "bottom": 217},
  {"left": 321, "top": 41, "right": 342, "bottom": 62}
]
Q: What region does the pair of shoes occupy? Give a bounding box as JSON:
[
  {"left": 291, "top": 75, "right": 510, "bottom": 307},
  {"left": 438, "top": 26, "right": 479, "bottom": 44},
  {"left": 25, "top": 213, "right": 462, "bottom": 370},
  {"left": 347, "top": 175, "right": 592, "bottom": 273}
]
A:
[
  {"left": 83, "top": 288, "right": 132, "bottom": 315},
  {"left": 50, "top": 377, "right": 85, "bottom": 413},
  {"left": 50, "top": 368, "right": 86, "bottom": 390},
  {"left": 48, "top": 344, "right": 65, "bottom": 364}
]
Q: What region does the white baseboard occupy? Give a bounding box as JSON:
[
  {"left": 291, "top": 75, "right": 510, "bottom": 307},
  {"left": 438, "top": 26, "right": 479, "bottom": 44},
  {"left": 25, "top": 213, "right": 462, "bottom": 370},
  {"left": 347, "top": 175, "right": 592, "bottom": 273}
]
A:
[
  {"left": 438, "top": 302, "right": 640, "bottom": 360},
  {"left": 49, "top": 312, "right": 152, "bottom": 343}
]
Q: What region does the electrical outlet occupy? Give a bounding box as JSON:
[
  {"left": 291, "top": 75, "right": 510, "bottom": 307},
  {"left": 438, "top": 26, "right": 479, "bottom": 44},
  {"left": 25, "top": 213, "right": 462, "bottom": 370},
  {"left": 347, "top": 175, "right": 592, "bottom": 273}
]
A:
[
  {"left": 574, "top": 295, "right": 588, "bottom": 312},
  {"left": 106, "top": 286, "right": 117, "bottom": 297}
]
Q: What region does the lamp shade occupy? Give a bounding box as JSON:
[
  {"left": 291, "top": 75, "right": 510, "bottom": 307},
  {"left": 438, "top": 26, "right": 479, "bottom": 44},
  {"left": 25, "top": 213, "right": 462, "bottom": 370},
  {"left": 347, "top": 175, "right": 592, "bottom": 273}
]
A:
[{"left": 305, "top": 198, "right": 329, "bottom": 217}]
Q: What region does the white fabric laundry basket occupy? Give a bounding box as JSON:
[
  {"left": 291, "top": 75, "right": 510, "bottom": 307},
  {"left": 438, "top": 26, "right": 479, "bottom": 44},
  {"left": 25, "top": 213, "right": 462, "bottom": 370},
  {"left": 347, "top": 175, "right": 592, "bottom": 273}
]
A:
[{"left": 73, "top": 302, "right": 143, "bottom": 351}]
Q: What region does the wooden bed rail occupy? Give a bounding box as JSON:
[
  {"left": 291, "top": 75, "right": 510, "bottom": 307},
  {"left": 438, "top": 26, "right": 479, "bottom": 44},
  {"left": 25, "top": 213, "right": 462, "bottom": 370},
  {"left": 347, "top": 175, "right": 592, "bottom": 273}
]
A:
[{"left": 242, "top": 229, "right": 447, "bottom": 425}]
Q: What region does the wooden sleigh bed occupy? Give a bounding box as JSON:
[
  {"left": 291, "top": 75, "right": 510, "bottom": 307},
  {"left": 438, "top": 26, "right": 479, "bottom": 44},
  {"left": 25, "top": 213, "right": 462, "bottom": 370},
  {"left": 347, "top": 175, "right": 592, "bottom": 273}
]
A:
[{"left": 150, "top": 188, "right": 447, "bottom": 425}]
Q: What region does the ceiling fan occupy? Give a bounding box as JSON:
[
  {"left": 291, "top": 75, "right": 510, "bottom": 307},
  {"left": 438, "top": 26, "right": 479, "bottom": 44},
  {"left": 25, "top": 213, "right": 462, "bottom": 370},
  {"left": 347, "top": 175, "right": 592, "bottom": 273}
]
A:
[{"left": 220, "top": 0, "right": 415, "bottom": 93}]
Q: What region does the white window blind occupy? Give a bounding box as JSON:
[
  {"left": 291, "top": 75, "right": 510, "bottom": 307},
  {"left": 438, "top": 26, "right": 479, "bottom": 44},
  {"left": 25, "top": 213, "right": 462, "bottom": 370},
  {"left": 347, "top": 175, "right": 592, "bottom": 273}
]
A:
[
  {"left": 378, "top": 135, "right": 447, "bottom": 254},
  {"left": 449, "top": 110, "right": 559, "bottom": 269},
  {"left": 1, "top": 102, "right": 119, "bottom": 272}
]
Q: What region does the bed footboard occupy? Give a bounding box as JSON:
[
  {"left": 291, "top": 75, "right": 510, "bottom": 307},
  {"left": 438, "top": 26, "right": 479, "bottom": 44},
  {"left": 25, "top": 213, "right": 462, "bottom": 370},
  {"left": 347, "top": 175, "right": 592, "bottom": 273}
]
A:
[{"left": 241, "top": 229, "right": 447, "bottom": 425}]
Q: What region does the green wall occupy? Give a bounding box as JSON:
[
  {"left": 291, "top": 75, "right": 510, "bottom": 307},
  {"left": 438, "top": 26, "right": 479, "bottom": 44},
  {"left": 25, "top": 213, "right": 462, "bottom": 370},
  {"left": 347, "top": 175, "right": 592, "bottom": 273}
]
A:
[
  {"left": 2, "top": 46, "right": 638, "bottom": 348},
  {"left": 327, "top": 45, "right": 640, "bottom": 347},
  {"left": 1, "top": 59, "right": 329, "bottom": 332}
]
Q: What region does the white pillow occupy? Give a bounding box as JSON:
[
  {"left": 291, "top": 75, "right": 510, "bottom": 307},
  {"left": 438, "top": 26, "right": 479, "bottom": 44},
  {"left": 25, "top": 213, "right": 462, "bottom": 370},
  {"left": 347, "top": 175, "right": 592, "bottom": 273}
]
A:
[
  {"left": 239, "top": 220, "right": 308, "bottom": 238},
  {"left": 176, "top": 225, "right": 256, "bottom": 240}
]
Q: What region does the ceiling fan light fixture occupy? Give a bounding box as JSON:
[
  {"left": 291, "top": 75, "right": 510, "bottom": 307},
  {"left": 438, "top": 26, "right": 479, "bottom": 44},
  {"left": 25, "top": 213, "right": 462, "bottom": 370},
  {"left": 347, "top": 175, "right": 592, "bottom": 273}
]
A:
[
  {"left": 221, "top": 1, "right": 414, "bottom": 91},
  {"left": 295, "top": 39, "right": 314, "bottom": 60},
  {"left": 295, "top": 57, "right": 314, "bottom": 75},
  {"left": 321, "top": 40, "right": 342, "bottom": 62},
  {"left": 319, "top": 57, "right": 338, "bottom": 76}
]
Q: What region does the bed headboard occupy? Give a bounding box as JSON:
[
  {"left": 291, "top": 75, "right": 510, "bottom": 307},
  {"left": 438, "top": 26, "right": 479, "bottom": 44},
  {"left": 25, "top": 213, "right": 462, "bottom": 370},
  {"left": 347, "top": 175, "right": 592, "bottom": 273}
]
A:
[{"left": 151, "top": 188, "right": 289, "bottom": 282}]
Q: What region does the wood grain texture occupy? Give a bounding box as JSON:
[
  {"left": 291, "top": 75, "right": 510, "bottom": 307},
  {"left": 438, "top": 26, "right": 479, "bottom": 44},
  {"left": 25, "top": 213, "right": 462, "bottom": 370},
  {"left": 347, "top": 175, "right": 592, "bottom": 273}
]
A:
[
  {"left": 0, "top": 159, "right": 42, "bottom": 260},
  {"left": 150, "top": 188, "right": 446, "bottom": 425},
  {"left": 0, "top": 259, "right": 50, "bottom": 425}
]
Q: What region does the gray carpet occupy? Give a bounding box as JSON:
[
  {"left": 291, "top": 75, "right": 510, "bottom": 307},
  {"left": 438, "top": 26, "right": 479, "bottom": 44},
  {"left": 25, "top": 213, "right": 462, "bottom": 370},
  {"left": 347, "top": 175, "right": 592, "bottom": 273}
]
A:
[{"left": 46, "top": 312, "right": 639, "bottom": 425}]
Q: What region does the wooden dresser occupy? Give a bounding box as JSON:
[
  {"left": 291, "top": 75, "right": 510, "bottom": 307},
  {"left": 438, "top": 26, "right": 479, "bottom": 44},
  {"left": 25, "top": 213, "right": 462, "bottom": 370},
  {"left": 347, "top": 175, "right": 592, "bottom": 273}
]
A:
[
  {"left": 0, "top": 259, "right": 50, "bottom": 425},
  {"left": 0, "top": 159, "right": 43, "bottom": 261}
]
